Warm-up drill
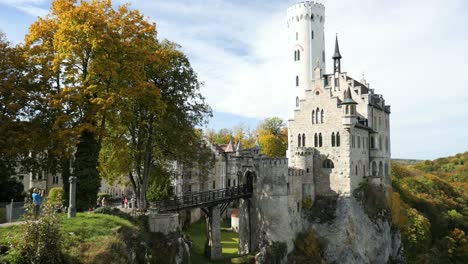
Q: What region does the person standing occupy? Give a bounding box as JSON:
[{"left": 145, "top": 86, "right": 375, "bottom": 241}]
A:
[{"left": 32, "top": 188, "right": 42, "bottom": 219}]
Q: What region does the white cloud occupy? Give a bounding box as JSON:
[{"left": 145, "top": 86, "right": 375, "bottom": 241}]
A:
[{"left": 0, "top": 0, "right": 48, "bottom": 17}]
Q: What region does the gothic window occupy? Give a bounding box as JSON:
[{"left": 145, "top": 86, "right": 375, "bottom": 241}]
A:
[
  {"left": 357, "top": 136, "right": 361, "bottom": 148},
  {"left": 316, "top": 107, "right": 319, "bottom": 124},
  {"left": 294, "top": 50, "right": 297, "bottom": 61},
  {"left": 312, "top": 30, "right": 314, "bottom": 39},
  {"left": 213, "top": 181, "right": 216, "bottom": 189},
  {"left": 298, "top": 134, "right": 301, "bottom": 147},
  {"left": 228, "top": 179, "right": 231, "bottom": 187},
  {"left": 297, "top": 50, "right": 300, "bottom": 60},
  {"left": 314, "top": 133, "right": 318, "bottom": 147},
  {"left": 302, "top": 133, "right": 306, "bottom": 147},
  {"left": 296, "top": 96, "right": 299, "bottom": 107},
  {"left": 355, "top": 165, "right": 358, "bottom": 175},
  {"left": 351, "top": 135, "right": 355, "bottom": 148},
  {"left": 296, "top": 76, "right": 299, "bottom": 86},
  {"left": 345, "top": 105, "right": 349, "bottom": 115},
  {"left": 336, "top": 132, "right": 341, "bottom": 147},
  {"left": 322, "top": 159, "right": 334, "bottom": 169},
  {"left": 287, "top": 183, "right": 290, "bottom": 194},
  {"left": 379, "top": 162, "right": 383, "bottom": 177},
  {"left": 311, "top": 14, "right": 314, "bottom": 20},
  {"left": 312, "top": 110, "right": 315, "bottom": 124},
  {"left": 372, "top": 162, "right": 377, "bottom": 177},
  {"left": 233, "top": 179, "right": 236, "bottom": 186},
  {"left": 386, "top": 137, "right": 389, "bottom": 152},
  {"left": 379, "top": 136, "right": 382, "bottom": 150},
  {"left": 319, "top": 133, "right": 323, "bottom": 147},
  {"left": 331, "top": 132, "right": 335, "bottom": 147},
  {"left": 321, "top": 109, "right": 324, "bottom": 123},
  {"left": 370, "top": 136, "right": 375, "bottom": 149}
]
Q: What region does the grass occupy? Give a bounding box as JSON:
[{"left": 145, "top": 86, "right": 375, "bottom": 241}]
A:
[{"left": 186, "top": 218, "right": 241, "bottom": 264}]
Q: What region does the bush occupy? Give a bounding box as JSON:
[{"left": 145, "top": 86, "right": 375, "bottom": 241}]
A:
[
  {"left": 288, "top": 230, "right": 325, "bottom": 264},
  {"left": 302, "top": 197, "right": 313, "bottom": 210},
  {"left": 263, "top": 241, "right": 287, "bottom": 264},
  {"left": 48, "top": 187, "right": 65, "bottom": 207},
  {"left": 6, "top": 203, "right": 63, "bottom": 263}
]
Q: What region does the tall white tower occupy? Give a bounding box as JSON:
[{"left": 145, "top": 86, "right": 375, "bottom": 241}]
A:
[{"left": 286, "top": 1, "right": 326, "bottom": 120}]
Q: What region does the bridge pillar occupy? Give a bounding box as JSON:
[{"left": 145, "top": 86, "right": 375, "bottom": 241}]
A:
[{"left": 205, "top": 206, "right": 222, "bottom": 260}]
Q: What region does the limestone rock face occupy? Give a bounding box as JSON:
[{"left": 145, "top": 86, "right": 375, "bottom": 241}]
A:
[{"left": 304, "top": 196, "right": 404, "bottom": 264}]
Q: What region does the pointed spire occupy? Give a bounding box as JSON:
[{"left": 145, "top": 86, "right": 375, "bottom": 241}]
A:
[
  {"left": 236, "top": 140, "right": 243, "bottom": 155},
  {"left": 332, "top": 34, "right": 342, "bottom": 60},
  {"left": 225, "top": 139, "right": 235, "bottom": 152},
  {"left": 342, "top": 87, "right": 357, "bottom": 105}
]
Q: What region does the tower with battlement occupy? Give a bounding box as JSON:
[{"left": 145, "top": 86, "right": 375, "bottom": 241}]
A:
[{"left": 287, "top": 1, "right": 326, "bottom": 121}]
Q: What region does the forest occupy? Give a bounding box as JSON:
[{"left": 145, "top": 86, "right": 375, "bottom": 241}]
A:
[{"left": 391, "top": 152, "right": 467, "bottom": 263}]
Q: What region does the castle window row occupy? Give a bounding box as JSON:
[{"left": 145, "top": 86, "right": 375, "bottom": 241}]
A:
[
  {"left": 371, "top": 161, "right": 390, "bottom": 177},
  {"left": 351, "top": 135, "right": 367, "bottom": 149},
  {"left": 314, "top": 133, "right": 323, "bottom": 147},
  {"left": 369, "top": 135, "right": 390, "bottom": 153},
  {"left": 294, "top": 50, "right": 301, "bottom": 61},
  {"left": 331, "top": 132, "right": 341, "bottom": 147},
  {"left": 311, "top": 108, "right": 324, "bottom": 124},
  {"left": 297, "top": 133, "right": 306, "bottom": 147}
]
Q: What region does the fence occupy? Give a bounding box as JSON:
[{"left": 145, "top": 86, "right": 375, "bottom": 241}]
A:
[{"left": 0, "top": 200, "right": 26, "bottom": 223}]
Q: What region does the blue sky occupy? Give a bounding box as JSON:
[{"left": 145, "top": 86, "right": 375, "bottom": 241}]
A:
[{"left": 1, "top": 0, "right": 467, "bottom": 160}]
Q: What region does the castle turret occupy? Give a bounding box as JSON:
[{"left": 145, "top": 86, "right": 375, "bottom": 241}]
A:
[
  {"left": 332, "top": 35, "right": 342, "bottom": 73},
  {"left": 287, "top": 1, "right": 326, "bottom": 120},
  {"left": 341, "top": 87, "right": 358, "bottom": 129}
]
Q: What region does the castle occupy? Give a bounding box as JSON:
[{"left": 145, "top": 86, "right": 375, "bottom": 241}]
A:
[{"left": 172, "top": 0, "right": 392, "bottom": 254}]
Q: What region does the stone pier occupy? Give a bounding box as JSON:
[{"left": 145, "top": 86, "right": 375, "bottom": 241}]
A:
[
  {"left": 205, "top": 206, "right": 222, "bottom": 260},
  {"left": 67, "top": 176, "right": 77, "bottom": 218}
]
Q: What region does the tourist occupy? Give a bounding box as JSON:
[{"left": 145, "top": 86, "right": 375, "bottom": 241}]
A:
[
  {"left": 32, "top": 188, "right": 42, "bottom": 219},
  {"left": 123, "top": 196, "right": 128, "bottom": 209}
]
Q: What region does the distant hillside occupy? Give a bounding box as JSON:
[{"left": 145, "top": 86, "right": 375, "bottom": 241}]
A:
[
  {"left": 391, "top": 159, "right": 422, "bottom": 165},
  {"left": 390, "top": 152, "right": 468, "bottom": 263}
]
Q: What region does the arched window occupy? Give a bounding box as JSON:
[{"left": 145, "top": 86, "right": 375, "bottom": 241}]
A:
[
  {"left": 311, "top": 30, "right": 314, "bottom": 39},
  {"left": 370, "top": 136, "right": 375, "bottom": 149},
  {"left": 294, "top": 50, "right": 297, "bottom": 61},
  {"left": 322, "top": 159, "right": 334, "bottom": 169},
  {"left": 296, "top": 76, "right": 299, "bottom": 86},
  {"left": 297, "top": 50, "right": 300, "bottom": 60},
  {"left": 311, "top": 14, "right": 314, "bottom": 21},
  {"left": 319, "top": 133, "right": 323, "bottom": 147},
  {"left": 355, "top": 165, "right": 358, "bottom": 175},
  {"left": 316, "top": 107, "right": 319, "bottom": 124},
  {"left": 372, "top": 162, "right": 377, "bottom": 177},
  {"left": 314, "top": 133, "right": 318, "bottom": 147},
  {"left": 312, "top": 110, "right": 315, "bottom": 124},
  {"left": 336, "top": 132, "right": 340, "bottom": 147},
  {"left": 296, "top": 96, "right": 299, "bottom": 107},
  {"left": 297, "top": 134, "right": 301, "bottom": 147},
  {"left": 379, "top": 136, "right": 382, "bottom": 150},
  {"left": 302, "top": 133, "right": 306, "bottom": 147},
  {"left": 321, "top": 109, "right": 324, "bottom": 123},
  {"left": 379, "top": 161, "right": 383, "bottom": 177},
  {"left": 331, "top": 132, "right": 335, "bottom": 147},
  {"left": 386, "top": 137, "right": 389, "bottom": 152}
]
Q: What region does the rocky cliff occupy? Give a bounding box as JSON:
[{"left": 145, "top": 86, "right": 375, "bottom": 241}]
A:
[{"left": 300, "top": 184, "right": 404, "bottom": 264}]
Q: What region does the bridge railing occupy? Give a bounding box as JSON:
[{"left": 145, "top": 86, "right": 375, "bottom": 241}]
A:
[{"left": 153, "top": 184, "right": 251, "bottom": 212}]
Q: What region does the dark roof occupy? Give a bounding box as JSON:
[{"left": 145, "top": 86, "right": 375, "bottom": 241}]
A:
[
  {"left": 346, "top": 76, "right": 369, "bottom": 94},
  {"left": 342, "top": 87, "right": 357, "bottom": 105},
  {"left": 355, "top": 122, "right": 374, "bottom": 132},
  {"left": 332, "top": 35, "right": 342, "bottom": 60}
]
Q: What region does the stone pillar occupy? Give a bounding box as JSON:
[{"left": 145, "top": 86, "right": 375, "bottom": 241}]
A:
[
  {"left": 68, "top": 176, "right": 77, "bottom": 218},
  {"left": 205, "top": 206, "right": 222, "bottom": 260}
]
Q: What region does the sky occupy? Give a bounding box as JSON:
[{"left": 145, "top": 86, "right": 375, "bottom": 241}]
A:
[{"left": 0, "top": 0, "right": 467, "bottom": 160}]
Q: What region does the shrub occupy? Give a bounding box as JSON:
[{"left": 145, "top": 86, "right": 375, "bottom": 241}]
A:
[
  {"left": 302, "top": 197, "right": 313, "bottom": 210},
  {"left": 288, "top": 230, "right": 325, "bottom": 264},
  {"left": 263, "top": 241, "right": 287, "bottom": 264},
  {"left": 47, "top": 187, "right": 65, "bottom": 208},
  {"left": 6, "top": 203, "right": 63, "bottom": 263}
]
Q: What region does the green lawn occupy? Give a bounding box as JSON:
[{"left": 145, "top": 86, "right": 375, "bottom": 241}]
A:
[{"left": 186, "top": 218, "right": 241, "bottom": 264}]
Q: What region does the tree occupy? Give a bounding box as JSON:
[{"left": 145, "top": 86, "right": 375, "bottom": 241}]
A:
[
  {"left": 25, "top": 0, "right": 162, "bottom": 210},
  {"left": 100, "top": 41, "right": 212, "bottom": 209},
  {"left": 256, "top": 117, "right": 287, "bottom": 157}
]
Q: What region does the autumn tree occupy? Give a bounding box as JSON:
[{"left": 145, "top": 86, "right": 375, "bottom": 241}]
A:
[
  {"left": 257, "top": 117, "right": 288, "bottom": 157},
  {"left": 25, "top": 0, "right": 163, "bottom": 209}
]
